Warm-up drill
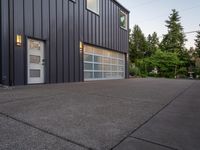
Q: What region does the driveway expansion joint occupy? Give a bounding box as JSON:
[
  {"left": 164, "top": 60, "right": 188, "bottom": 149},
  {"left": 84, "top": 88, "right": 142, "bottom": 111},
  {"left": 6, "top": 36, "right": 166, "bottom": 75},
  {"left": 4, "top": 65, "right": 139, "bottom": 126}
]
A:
[
  {"left": 110, "top": 81, "right": 195, "bottom": 150},
  {"left": 130, "top": 136, "right": 179, "bottom": 150},
  {"left": 0, "top": 112, "right": 95, "bottom": 150}
]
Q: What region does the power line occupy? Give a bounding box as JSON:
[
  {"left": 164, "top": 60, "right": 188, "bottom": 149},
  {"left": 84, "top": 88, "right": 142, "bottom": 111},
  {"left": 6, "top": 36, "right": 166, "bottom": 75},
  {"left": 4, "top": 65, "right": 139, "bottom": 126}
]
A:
[
  {"left": 185, "top": 30, "right": 200, "bottom": 34},
  {"left": 136, "top": 4, "right": 200, "bottom": 23},
  {"left": 158, "top": 30, "right": 200, "bottom": 38}
]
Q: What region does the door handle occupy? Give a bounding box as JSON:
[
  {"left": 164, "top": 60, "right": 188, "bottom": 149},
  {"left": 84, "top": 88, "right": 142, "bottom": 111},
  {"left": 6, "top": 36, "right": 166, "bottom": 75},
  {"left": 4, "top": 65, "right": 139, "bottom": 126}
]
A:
[{"left": 42, "top": 59, "right": 45, "bottom": 65}]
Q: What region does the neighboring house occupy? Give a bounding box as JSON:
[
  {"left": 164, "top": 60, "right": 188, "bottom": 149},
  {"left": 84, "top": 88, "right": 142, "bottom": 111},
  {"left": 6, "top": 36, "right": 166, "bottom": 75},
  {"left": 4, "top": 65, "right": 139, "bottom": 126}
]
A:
[{"left": 0, "top": 0, "right": 129, "bottom": 86}]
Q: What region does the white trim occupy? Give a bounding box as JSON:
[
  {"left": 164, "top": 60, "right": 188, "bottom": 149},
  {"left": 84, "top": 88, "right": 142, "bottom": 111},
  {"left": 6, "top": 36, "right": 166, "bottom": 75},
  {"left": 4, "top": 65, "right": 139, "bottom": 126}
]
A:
[
  {"left": 86, "top": 0, "right": 100, "bottom": 15},
  {"left": 120, "top": 10, "right": 128, "bottom": 30}
]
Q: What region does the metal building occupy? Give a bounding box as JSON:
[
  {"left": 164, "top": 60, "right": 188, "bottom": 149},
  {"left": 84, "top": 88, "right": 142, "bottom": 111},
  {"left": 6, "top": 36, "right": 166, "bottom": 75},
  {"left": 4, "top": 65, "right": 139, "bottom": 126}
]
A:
[{"left": 0, "top": 0, "right": 129, "bottom": 86}]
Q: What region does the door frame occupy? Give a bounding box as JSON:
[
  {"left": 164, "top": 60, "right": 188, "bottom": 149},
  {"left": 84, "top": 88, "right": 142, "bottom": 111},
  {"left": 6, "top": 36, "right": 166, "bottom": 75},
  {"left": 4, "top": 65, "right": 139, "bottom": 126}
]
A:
[{"left": 25, "top": 37, "right": 46, "bottom": 85}]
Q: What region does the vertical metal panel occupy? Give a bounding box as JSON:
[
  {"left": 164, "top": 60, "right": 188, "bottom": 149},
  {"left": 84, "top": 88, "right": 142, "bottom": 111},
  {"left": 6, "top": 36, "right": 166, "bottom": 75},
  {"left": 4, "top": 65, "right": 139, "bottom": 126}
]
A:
[
  {"left": 33, "top": 0, "right": 42, "bottom": 38},
  {"left": 79, "top": 0, "right": 84, "bottom": 81},
  {"left": 56, "top": 0, "right": 63, "bottom": 83},
  {"left": 0, "top": 0, "right": 2, "bottom": 84},
  {"left": 102, "top": 0, "right": 106, "bottom": 47},
  {"left": 24, "top": 0, "right": 33, "bottom": 36},
  {"left": 49, "top": 0, "right": 57, "bottom": 83},
  {"left": 119, "top": 29, "right": 122, "bottom": 52},
  {"left": 105, "top": 0, "right": 109, "bottom": 48},
  {"left": 63, "top": 0, "right": 69, "bottom": 82},
  {"left": 110, "top": 1, "right": 113, "bottom": 50},
  {"left": 92, "top": 14, "right": 95, "bottom": 44},
  {"left": 88, "top": 12, "right": 92, "bottom": 44},
  {"left": 74, "top": 0, "right": 79, "bottom": 82},
  {"left": 113, "top": 2, "right": 115, "bottom": 50},
  {"left": 127, "top": 13, "right": 130, "bottom": 52},
  {"left": 9, "top": 0, "right": 14, "bottom": 85},
  {"left": 42, "top": 0, "right": 50, "bottom": 83},
  {"left": 116, "top": 6, "right": 119, "bottom": 51},
  {"left": 99, "top": 0, "right": 103, "bottom": 46},
  {"left": 23, "top": 0, "right": 33, "bottom": 85},
  {"left": 114, "top": 4, "right": 118, "bottom": 51},
  {"left": 84, "top": 1, "right": 88, "bottom": 43},
  {"left": 108, "top": 0, "right": 112, "bottom": 49},
  {"left": 69, "top": 1, "right": 75, "bottom": 82},
  {"left": 96, "top": 16, "right": 99, "bottom": 46},
  {"left": 13, "top": 0, "right": 24, "bottom": 85},
  {"left": 1, "top": 0, "right": 10, "bottom": 85},
  {"left": 79, "top": 0, "right": 84, "bottom": 42}
]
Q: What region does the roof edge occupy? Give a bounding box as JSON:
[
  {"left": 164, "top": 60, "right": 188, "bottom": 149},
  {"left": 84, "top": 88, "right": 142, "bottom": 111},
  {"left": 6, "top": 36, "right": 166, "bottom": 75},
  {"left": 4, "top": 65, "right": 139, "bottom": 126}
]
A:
[{"left": 112, "top": 0, "right": 130, "bottom": 13}]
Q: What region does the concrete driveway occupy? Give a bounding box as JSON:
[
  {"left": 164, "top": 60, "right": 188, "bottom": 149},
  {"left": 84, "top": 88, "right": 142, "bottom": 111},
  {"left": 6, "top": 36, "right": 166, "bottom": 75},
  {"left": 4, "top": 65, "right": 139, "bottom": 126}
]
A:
[{"left": 0, "top": 78, "right": 199, "bottom": 150}]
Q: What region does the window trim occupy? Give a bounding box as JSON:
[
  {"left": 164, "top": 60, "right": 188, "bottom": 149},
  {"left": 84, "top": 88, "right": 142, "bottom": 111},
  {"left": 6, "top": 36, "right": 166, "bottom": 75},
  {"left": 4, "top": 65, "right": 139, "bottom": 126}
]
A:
[
  {"left": 119, "top": 10, "right": 128, "bottom": 30},
  {"left": 86, "top": 0, "right": 100, "bottom": 15}
]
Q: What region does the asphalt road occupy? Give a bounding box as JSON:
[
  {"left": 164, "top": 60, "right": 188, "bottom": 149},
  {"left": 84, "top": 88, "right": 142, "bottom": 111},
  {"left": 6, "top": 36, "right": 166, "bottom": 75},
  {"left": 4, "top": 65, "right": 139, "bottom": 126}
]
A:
[{"left": 0, "top": 78, "right": 199, "bottom": 150}]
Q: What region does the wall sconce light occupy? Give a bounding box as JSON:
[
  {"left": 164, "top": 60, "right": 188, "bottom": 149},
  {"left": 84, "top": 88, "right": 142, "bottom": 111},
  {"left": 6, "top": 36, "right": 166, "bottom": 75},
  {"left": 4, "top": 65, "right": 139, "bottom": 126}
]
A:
[
  {"left": 16, "top": 34, "right": 22, "bottom": 47},
  {"left": 80, "top": 41, "right": 83, "bottom": 50}
]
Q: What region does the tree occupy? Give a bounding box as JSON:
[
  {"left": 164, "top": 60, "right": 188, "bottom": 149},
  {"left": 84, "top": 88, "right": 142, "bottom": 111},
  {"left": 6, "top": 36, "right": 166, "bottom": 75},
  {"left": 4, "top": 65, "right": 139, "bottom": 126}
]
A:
[
  {"left": 146, "top": 32, "right": 159, "bottom": 56},
  {"left": 195, "top": 31, "right": 200, "bottom": 57},
  {"left": 145, "top": 50, "right": 180, "bottom": 78},
  {"left": 160, "top": 9, "right": 187, "bottom": 55},
  {"left": 151, "top": 32, "right": 160, "bottom": 48},
  {"left": 129, "top": 25, "right": 147, "bottom": 63}
]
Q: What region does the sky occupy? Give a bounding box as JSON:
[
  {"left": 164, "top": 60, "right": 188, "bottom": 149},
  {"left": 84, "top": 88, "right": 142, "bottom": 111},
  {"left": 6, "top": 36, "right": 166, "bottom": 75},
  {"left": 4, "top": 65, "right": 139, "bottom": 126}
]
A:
[{"left": 117, "top": 0, "right": 200, "bottom": 49}]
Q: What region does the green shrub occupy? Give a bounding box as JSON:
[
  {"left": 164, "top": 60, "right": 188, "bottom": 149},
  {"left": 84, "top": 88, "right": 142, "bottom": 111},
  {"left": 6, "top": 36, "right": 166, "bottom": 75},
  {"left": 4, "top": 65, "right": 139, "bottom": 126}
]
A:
[
  {"left": 149, "top": 72, "right": 158, "bottom": 77},
  {"left": 129, "top": 66, "right": 141, "bottom": 76},
  {"left": 194, "top": 68, "right": 200, "bottom": 79},
  {"left": 176, "top": 67, "right": 187, "bottom": 78},
  {"left": 177, "top": 67, "right": 187, "bottom": 75},
  {"left": 140, "top": 73, "right": 148, "bottom": 78}
]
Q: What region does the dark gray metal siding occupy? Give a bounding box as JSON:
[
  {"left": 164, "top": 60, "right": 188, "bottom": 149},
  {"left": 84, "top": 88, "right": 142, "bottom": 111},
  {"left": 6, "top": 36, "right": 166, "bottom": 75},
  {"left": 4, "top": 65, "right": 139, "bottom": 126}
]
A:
[
  {"left": 1, "top": 0, "right": 129, "bottom": 85},
  {"left": 83, "top": 0, "right": 129, "bottom": 53},
  {"left": 1, "top": 0, "right": 10, "bottom": 85},
  {"left": 0, "top": 0, "right": 1, "bottom": 84}
]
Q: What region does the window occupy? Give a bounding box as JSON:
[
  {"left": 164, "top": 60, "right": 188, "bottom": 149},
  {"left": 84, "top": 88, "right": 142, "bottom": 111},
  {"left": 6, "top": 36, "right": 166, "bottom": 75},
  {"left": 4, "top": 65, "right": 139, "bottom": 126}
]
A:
[
  {"left": 120, "top": 10, "right": 127, "bottom": 30},
  {"left": 87, "top": 0, "right": 99, "bottom": 14},
  {"left": 84, "top": 45, "right": 125, "bottom": 81}
]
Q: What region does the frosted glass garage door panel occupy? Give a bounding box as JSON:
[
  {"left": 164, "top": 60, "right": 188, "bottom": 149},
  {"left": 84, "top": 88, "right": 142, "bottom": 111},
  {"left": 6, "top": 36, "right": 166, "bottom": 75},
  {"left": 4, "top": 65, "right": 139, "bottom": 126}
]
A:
[{"left": 84, "top": 45, "right": 125, "bottom": 81}]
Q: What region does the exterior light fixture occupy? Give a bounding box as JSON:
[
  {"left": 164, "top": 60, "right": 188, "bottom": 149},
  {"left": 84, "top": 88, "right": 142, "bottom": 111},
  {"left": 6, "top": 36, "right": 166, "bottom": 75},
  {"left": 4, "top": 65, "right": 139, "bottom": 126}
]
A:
[
  {"left": 16, "top": 34, "right": 22, "bottom": 46},
  {"left": 80, "top": 41, "right": 83, "bottom": 50}
]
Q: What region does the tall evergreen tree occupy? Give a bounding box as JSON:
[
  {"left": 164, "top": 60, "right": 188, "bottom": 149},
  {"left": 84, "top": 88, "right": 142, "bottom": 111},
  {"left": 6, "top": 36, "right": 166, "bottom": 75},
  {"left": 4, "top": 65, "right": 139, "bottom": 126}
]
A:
[
  {"left": 129, "top": 25, "right": 147, "bottom": 63},
  {"left": 160, "top": 9, "right": 186, "bottom": 54},
  {"left": 146, "top": 32, "right": 159, "bottom": 56},
  {"left": 151, "top": 32, "right": 160, "bottom": 47},
  {"left": 195, "top": 31, "right": 200, "bottom": 57}
]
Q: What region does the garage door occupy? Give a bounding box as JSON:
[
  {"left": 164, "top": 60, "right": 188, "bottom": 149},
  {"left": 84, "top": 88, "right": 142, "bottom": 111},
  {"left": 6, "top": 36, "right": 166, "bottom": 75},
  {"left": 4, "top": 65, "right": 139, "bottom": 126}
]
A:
[{"left": 84, "top": 45, "right": 125, "bottom": 81}]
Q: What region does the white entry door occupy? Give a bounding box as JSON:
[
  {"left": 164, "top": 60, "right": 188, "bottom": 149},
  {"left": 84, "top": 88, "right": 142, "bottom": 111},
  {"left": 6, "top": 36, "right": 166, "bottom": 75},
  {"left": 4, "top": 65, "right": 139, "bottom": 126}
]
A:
[{"left": 27, "top": 39, "right": 45, "bottom": 84}]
